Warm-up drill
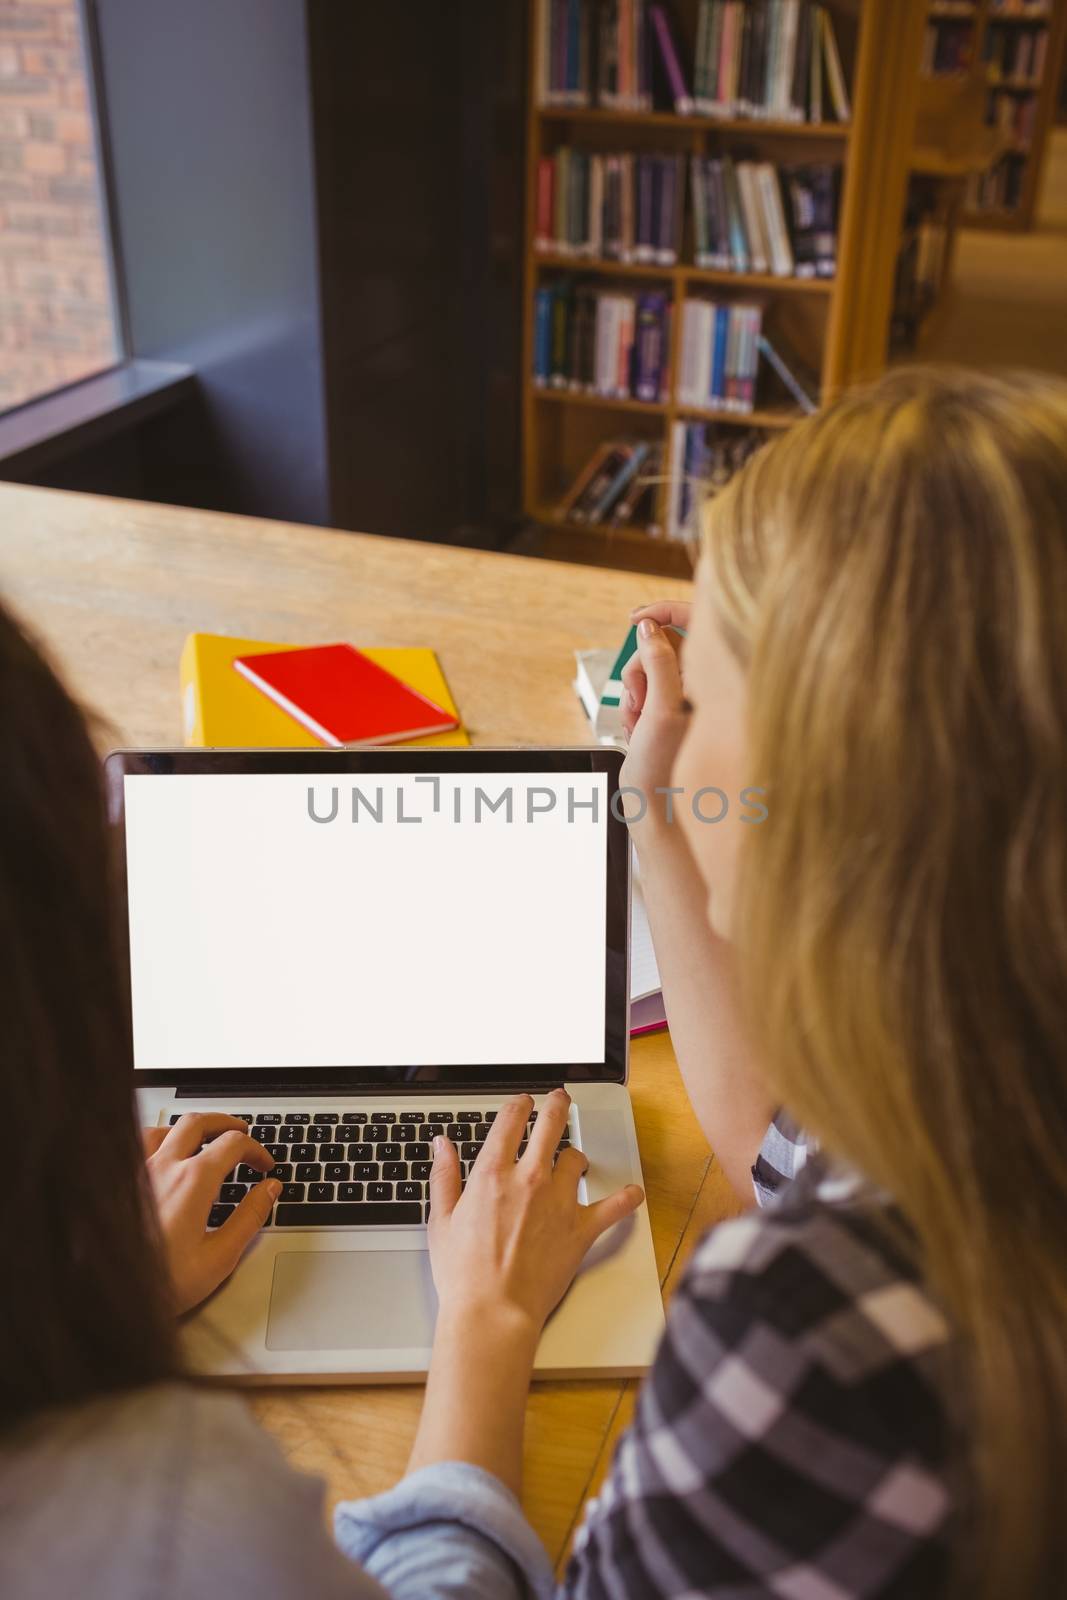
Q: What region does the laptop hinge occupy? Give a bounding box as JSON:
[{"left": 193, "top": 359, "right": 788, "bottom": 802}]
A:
[{"left": 174, "top": 1079, "right": 570, "bottom": 1098}]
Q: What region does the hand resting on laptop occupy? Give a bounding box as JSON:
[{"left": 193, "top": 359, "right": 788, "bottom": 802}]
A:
[{"left": 143, "top": 1113, "right": 280, "bottom": 1312}]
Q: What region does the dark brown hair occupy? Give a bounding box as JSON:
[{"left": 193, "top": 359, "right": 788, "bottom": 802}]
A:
[{"left": 1, "top": 597, "right": 177, "bottom": 1429}]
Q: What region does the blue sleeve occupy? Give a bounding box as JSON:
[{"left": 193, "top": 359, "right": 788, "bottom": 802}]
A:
[{"left": 334, "top": 1462, "right": 558, "bottom": 1600}]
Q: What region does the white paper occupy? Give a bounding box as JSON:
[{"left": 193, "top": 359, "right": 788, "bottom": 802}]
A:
[{"left": 630, "top": 863, "right": 662, "bottom": 1002}]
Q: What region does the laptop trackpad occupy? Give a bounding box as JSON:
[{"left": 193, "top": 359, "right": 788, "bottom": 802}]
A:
[{"left": 266, "top": 1250, "right": 437, "bottom": 1351}]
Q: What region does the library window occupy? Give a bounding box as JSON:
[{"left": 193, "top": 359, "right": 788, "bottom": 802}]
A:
[{"left": 0, "top": 0, "right": 120, "bottom": 414}]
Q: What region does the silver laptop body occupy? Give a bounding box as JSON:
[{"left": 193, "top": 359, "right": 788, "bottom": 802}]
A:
[{"left": 109, "top": 747, "right": 663, "bottom": 1382}]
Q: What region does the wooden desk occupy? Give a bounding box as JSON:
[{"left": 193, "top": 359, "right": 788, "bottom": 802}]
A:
[{"left": 0, "top": 482, "right": 738, "bottom": 1568}]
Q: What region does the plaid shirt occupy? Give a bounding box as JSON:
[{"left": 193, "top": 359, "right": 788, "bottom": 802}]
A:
[
  {"left": 750, "top": 1109, "right": 814, "bottom": 1207},
  {"left": 562, "top": 1116, "right": 959, "bottom": 1599}
]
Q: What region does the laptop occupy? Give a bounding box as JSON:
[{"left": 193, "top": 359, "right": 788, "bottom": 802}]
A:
[{"left": 107, "top": 747, "right": 664, "bottom": 1382}]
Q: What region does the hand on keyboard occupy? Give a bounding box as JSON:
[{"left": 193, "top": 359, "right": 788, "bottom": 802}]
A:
[
  {"left": 184, "top": 1105, "right": 572, "bottom": 1230},
  {"left": 425, "top": 1089, "right": 645, "bottom": 1337},
  {"left": 144, "top": 1113, "right": 281, "bottom": 1313}
]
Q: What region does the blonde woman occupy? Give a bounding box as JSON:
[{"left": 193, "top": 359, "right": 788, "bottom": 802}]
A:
[{"left": 365, "top": 365, "right": 1067, "bottom": 1597}]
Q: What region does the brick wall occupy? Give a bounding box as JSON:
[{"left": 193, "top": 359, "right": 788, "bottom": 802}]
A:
[{"left": 0, "top": 0, "right": 117, "bottom": 412}]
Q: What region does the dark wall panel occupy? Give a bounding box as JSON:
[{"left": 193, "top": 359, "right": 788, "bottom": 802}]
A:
[{"left": 308, "top": 0, "right": 526, "bottom": 544}]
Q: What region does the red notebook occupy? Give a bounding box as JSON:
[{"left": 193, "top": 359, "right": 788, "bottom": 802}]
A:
[{"left": 233, "top": 643, "right": 459, "bottom": 747}]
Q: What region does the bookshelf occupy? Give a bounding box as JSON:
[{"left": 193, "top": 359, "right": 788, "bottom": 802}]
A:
[
  {"left": 521, "top": 0, "right": 929, "bottom": 574},
  {"left": 923, "top": 0, "right": 1067, "bottom": 228}
]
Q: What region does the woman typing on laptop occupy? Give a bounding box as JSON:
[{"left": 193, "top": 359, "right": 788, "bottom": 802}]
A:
[{"left": 4, "top": 366, "right": 1067, "bottom": 1598}]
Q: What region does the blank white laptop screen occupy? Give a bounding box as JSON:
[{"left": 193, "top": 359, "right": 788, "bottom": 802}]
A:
[{"left": 123, "top": 772, "right": 608, "bottom": 1071}]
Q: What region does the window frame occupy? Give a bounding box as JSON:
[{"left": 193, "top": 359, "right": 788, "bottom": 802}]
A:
[{"left": 0, "top": 0, "right": 195, "bottom": 468}]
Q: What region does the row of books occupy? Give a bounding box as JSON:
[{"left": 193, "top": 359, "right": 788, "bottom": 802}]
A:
[
  {"left": 987, "top": 0, "right": 1049, "bottom": 15},
  {"left": 677, "top": 299, "right": 762, "bottom": 412},
  {"left": 665, "top": 422, "right": 765, "bottom": 539},
  {"left": 534, "top": 149, "right": 839, "bottom": 277},
  {"left": 966, "top": 148, "right": 1027, "bottom": 212},
  {"left": 692, "top": 157, "right": 837, "bottom": 277},
  {"left": 533, "top": 278, "right": 820, "bottom": 416},
  {"left": 535, "top": 150, "right": 684, "bottom": 263},
  {"left": 555, "top": 436, "right": 663, "bottom": 526},
  {"left": 983, "top": 21, "right": 1049, "bottom": 82},
  {"left": 677, "top": 299, "right": 820, "bottom": 415},
  {"left": 554, "top": 423, "right": 767, "bottom": 540},
  {"left": 538, "top": 0, "right": 666, "bottom": 111},
  {"left": 987, "top": 85, "right": 1039, "bottom": 149},
  {"left": 536, "top": 0, "right": 850, "bottom": 123},
  {"left": 533, "top": 283, "right": 672, "bottom": 400},
  {"left": 692, "top": 0, "right": 850, "bottom": 121},
  {"left": 921, "top": 20, "right": 973, "bottom": 76}
]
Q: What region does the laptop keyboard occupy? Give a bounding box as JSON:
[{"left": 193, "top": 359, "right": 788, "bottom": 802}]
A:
[{"left": 168, "top": 1108, "right": 574, "bottom": 1229}]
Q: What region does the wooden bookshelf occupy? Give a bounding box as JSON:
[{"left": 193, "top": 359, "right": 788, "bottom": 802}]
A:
[
  {"left": 923, "top": 0, "right": 1067, "bottom": 227},
  {"left": 521, "top": 0, "right": 929, "bottom": 573}
]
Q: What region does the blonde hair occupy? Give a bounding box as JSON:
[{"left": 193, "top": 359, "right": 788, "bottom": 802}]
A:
[{"left": 704, "top": 367, "right": 1067, "bottom": 1596}]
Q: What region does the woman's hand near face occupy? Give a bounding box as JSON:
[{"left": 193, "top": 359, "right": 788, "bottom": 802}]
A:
[
  {"left": 620, "top": 602, "right": 691, "bottom": 820},
  {"left": 618, "top": 584, "right": 772, "bottom": 1201},
  {"left": 144, "top": 1114, "right": 280, "bottom": 1314}
]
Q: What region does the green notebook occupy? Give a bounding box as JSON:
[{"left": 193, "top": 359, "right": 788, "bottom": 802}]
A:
[{"left": 599, "top": 625, "right": 639, "bottom": 709}]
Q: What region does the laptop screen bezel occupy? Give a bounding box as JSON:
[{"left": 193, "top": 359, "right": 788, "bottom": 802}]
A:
[{"left": 106, "top": 747, "right": 630, "bottom": 1092}]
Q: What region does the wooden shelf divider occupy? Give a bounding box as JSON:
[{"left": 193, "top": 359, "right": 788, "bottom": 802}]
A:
[
  {"left": 533, "top": 251, "right": 835, "bottom": 294},
  {"left": 537, "top": 104, "right": 852, "bottom": 137}
]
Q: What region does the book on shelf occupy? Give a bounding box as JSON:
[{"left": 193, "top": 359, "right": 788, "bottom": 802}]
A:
[
  {"left": 533, "top": 278, "right": 672, "bottom": 400},
  {"left": 555, "top": 437, "right": 657, "bottom": 523},
  {"left": 967, "top": 147, "right": 1029, "bottom": 210},
  {"left": 676, "top": 298, "right": 764, "bottom": 413},
  {"left": 819, "top": 6, "right": 851, "bottom": 119},
  {"left": 537, "top": 0, "right": 851, "bottom": 124},
  {"left": 693, "top": 0, "right": 848, "bottom": 122},
  {"left": 787, "top": 163, "right": 838, "bottom": 276},
  {"left": 612, "top": 441, "right": 662, "bottom": 526},
  {"left": 648, "top": 4, "right": 694, "bottom": 113},
  {"left": 594, "top": 0, "right": 652, "bottom": 110},
  {"left": 536, "top": 148, "right": 685, "bottom": 263},
  {"left": 538, "top": 0, "right": 692, "bottom": 113},
  {"left": 921, "top": 18, "right": 975, "bottom": 75},
  {"left": 756, "top": 331, "right": 820, "bottom": 413},
  {"left": 986, "top": 85, "right": 1039, "bottom": 147},
  {"left": 984, "top": 18, "right": 1049, "bottom": 81},
  {"left": 690, "top": 155, "right": 838, "bottom": 277},
  {"left": 665, "top": 420, "right": 766, "bottom": 540},
  {"left": 675, "top": 301, "right": 821, "bottom": 417}
]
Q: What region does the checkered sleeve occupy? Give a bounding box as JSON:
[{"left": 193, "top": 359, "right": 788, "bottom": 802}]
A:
[
  {"left": 751, "top": 1110, "right": 814, "bottom": 1208},
  {"left": 562, "top": 1204, "right": 956, "bottom": 1600}
]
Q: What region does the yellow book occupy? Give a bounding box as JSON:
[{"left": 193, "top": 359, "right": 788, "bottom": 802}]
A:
[{"left": 179, "top": 633, "right": 470, "bottom": 749}]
